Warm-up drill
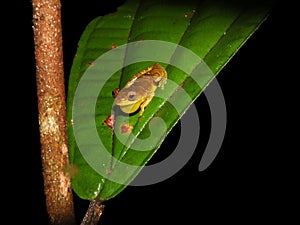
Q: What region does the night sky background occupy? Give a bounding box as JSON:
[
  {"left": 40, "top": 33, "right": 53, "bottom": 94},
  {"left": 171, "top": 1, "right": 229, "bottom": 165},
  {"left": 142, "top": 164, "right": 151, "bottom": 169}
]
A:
[{"left": 6, "top": 0, "right": 296, "bottom": 224}]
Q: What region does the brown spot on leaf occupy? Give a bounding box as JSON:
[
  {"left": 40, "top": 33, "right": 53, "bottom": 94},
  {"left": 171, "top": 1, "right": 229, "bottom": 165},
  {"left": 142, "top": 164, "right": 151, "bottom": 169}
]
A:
[
  {"left": 112, "top": 88, "right": 120, "bottom": 98},
  {"left": 172, "top": 81, "right": 186, "bottom": 96},
  {"left": 120, "top": 122, "right": 134, "bottom": 134},
  {"left": 104, "top": 114, "right": 115, "bottom": 129},
  {"left": 136, "top": 39, "right": 144, "bottom": 46},
  {"left": 110, "top": 44, "right": 117, "bottom": 50},
  {"left": 88, "top": 62, "right": 95, "bottom": 67}
]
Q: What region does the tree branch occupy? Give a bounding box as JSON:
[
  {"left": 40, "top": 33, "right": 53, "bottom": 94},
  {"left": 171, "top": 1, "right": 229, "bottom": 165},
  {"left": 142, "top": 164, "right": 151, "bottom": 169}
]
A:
[
  {"left": 80, "top": 199, "right": 105, "bottom": 225},
  {"left": 32, "top": 0, "right": 76, "bottom": 224}
]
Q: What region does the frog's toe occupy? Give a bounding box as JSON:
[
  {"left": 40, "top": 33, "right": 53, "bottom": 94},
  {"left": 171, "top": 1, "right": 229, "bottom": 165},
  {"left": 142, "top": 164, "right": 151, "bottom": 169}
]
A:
[{"left": 158, "top": 78, "right": 167, "bottom": 89}]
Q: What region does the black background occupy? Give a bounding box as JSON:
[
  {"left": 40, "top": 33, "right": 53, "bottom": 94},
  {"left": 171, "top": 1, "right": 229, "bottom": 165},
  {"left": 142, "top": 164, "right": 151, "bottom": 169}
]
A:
[{"left": 7, "top": 0, "right": 296, "bottom": 224}]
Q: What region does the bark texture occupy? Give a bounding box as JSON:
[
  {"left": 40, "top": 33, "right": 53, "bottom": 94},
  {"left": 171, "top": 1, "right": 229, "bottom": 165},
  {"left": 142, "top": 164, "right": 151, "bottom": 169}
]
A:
[{"left": 32, "top": 0, "right": 75, "bottom": 224}]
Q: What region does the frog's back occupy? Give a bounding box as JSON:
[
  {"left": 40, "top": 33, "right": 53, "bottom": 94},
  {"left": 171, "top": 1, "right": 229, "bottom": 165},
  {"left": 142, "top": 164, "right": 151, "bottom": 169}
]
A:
[{"left": 129, "top": 75, "right": 157, "bottom": 94}]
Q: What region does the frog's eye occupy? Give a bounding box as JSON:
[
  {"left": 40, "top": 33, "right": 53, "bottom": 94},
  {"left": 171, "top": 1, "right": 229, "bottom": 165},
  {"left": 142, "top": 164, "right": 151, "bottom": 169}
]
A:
[{"left": 127, "top": 91, "right": 137, "bottom": 101}]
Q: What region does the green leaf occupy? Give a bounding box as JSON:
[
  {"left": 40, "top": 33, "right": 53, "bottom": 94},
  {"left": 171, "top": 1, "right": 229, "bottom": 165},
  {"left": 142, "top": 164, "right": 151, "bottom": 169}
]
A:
[{"left": 67, "top": 0, "right": 273, "bottom": 201}]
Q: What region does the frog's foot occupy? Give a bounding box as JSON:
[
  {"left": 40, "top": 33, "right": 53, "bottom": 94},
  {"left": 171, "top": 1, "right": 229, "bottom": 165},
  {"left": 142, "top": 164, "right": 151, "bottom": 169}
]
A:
[
  {"left": 157, "top": 77, "right": 167, "bottom": 90},
  {"left": 139, "top": 95, "right": 154, "bottom": 116},
  {"left": 152, "top": 65, "right": 167, "bottom": 89}
]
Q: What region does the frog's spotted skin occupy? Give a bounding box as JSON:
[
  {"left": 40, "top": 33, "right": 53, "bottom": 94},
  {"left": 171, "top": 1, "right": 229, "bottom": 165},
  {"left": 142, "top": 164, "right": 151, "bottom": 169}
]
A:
[{"left": 114, "top": 63, "right": 167, "bottom": 115}]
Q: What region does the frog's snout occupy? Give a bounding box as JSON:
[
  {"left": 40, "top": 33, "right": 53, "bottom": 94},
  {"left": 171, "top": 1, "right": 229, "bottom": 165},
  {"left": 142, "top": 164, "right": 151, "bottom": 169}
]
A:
[{"left": 115, "top": 97, "right": 123, "bottom": 105}]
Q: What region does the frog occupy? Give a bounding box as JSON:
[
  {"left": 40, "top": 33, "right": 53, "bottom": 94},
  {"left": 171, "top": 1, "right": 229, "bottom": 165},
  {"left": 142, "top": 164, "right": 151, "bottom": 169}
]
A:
[{"left": 114, "top": 63, "right": 167, "bottom": 116}]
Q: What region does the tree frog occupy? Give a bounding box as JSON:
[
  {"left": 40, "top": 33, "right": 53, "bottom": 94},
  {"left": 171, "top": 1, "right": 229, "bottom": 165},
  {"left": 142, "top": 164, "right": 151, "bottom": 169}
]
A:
[{"left": 114, "top": 63, "right": 167, "bottom": 116}]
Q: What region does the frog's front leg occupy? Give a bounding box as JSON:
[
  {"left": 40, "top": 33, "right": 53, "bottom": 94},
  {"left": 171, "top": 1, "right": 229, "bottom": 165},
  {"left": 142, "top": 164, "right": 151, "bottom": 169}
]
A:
[{"left": 139, "top": 94, "right": 154, "bottom": 116}]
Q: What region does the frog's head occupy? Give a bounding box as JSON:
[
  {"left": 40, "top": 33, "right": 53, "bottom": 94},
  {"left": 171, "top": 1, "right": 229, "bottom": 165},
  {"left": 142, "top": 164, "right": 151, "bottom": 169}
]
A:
[{"left": 114, "top": 88, "right": 144, "bottom": 114}]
